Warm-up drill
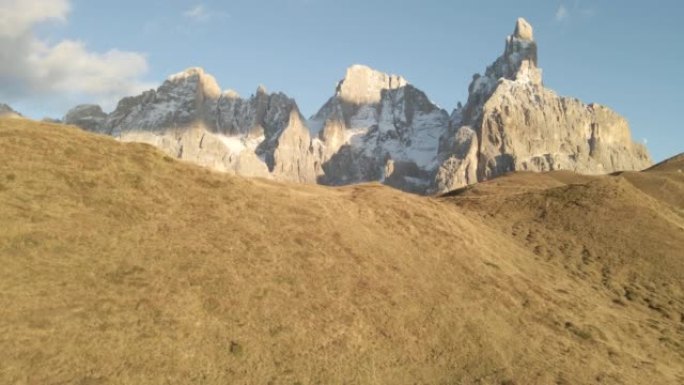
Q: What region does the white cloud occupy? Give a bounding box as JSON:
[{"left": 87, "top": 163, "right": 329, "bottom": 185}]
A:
[
  {"left": 183, "top": 3, "right": 228, "bottom": 23},
  {"left": 184, "top": 4, "right": 211, "bottom": 22},
  {"left": 0, "top": 0, "right": 69, "bottom": 37},
  {"left": 0, "top": 0, "right": 151, "bottom": 112},
  {"left": 554, "top": 2, "right": 596, "bottom": 23},
  {"left": 555, "top": 5, "right": 569, "bottom": 21}
]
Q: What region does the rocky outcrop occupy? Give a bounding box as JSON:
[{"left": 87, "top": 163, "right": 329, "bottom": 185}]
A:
[
  {"left": 310, "top": 65, "right": 449, "bottom": 193},
  {"left": 0, "top": 103, "right": 21, "bottom": 118},
  {"left": 434, "top": 18, "right": 651, "bottom": 193}
]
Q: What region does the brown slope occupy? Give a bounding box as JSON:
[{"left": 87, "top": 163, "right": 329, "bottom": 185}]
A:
[
  {"left": 621, "top": 153, "right": 684, "bottom": 212},
  {"left": 0, "top": 118, "right": 682, "bottom": 384},
  {"left": 441, "top": 169, "right": 684, "bottom": 377},
  {"left": 646, "top": 153, "right": 684, "bottom": 173}
]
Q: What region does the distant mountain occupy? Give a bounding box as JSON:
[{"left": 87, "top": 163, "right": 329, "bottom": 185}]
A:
[
  {"left": 66, "top": 68, "right": 317, "bottom": 183},
  {"left": 64, "top": 18, "right": 652, "bottom": 194},
  {"left": 0, "top": 103, "right": 21, "bottom": 118}
]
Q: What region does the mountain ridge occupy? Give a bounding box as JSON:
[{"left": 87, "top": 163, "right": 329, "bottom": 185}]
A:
[{"left": 58, "top": 18, "right": 652, "bottom": 194}]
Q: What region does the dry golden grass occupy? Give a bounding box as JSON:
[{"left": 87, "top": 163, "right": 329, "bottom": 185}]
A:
[{"left": 0, "top": 118, "right": 682, "bottom": 384}]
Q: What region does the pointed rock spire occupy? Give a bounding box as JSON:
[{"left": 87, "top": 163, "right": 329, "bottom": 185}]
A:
[{"left": 513, "top": 17, "right": 534, "bottom": 40}]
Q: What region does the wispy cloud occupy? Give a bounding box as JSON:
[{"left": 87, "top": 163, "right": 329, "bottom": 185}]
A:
[
  {"left": 555, "top": 5, "right": 569, "bottom": 21},
  {"left": 554, "top": 2, "right": 596, "bottom": 23},
  {"left": 184, "top": 4, "right": 210, "bottom": 22},
  {"left": 0, "top": 0, "right": 151, "bottom": 111},
  {"left": 183, "top": 4, "right": 228, "bottom": 23}
]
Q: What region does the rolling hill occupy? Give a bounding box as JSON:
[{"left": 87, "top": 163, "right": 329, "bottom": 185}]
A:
[{"left": 0, "top": 118, "right": 682, "bottom": 384}]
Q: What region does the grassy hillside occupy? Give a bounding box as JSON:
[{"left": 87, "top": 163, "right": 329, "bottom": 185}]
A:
[{"left": 1, "top": 118, "right": 682, "bottom": 384}]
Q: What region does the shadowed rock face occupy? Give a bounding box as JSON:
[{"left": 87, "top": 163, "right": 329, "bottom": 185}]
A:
[
  {"left": 434, "top": 18, "right": 651, "bottom": 193},
  {"left": 64, "top": 18, "right": 651, "bottom": 194}
]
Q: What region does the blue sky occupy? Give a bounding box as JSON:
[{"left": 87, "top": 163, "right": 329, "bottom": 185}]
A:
[{"left": 1, "top": 0, "right": 682, "bottom": 161}]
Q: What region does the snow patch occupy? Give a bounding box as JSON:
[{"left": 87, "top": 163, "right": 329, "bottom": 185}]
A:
[{"left": 217, "top": 135, "right": 246, "bottom": 154}]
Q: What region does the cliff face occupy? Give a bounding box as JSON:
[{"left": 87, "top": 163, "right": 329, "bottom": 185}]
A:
[{"left": 434, "top": 18, "right": 651, "bottom": 193}]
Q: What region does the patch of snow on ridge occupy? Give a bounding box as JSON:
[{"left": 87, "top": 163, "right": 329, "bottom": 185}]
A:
[
  {"left": 217, "top": 133, "right": 264, "bottom": 154},
  {"left": 218, "top": 135, "right": 246, "bottom": 154}
]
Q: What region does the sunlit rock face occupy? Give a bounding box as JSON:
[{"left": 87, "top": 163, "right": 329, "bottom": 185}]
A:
[{"left": 434, "top": 18, "right": 651, "bottom": 193}]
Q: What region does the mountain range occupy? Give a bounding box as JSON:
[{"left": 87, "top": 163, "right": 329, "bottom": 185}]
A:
[{"left": 14, "top": 19, "right": 653, "bottom": 194}]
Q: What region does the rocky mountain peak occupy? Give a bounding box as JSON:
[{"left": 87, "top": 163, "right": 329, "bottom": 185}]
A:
[
  {"left": 497, "top": 17, "right": 540, "bottom": 85},
  {"left": 167, "top": 67, "right": 221, "bottom": 99},
  {"left": 513, "top": 17, "right": 534, "bottom": 40},
  {"left": 461, "top": 18, "right": 542, "bottom": 123},
  {"left": 336, "top": 64, "right": 408, "bottom": 105}
]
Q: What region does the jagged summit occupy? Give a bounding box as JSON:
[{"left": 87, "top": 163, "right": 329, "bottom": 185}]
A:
[
  {"left": 456, "top": 19, "right": 542, "bottom": 130},
  {"left": 513, "top": 17, "right": 534, "bottom": 40},
  {"left": 491, "top": 17, "right": 541, "bottom": 86},
  {"left": 166, "top": 66, "right": 221, "bottom": 99},
  {"left": 336, "top": 64, "right": 408, "bottom": 105}
]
